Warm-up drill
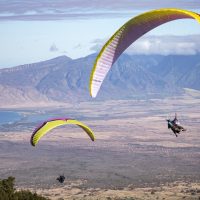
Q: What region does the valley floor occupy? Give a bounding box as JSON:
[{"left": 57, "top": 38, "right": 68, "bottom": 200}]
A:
[{"left": 0, "top": 94, "right": 200, "bottom": 199}]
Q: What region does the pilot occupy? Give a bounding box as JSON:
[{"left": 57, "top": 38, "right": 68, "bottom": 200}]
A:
[{"left": 57, "top": 175, "right": 65, "bottom": 183}]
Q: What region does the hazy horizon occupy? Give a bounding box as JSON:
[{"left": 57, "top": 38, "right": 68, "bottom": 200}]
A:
[{"left": 0, "top": 0, "right": 200, "bottom": 68}]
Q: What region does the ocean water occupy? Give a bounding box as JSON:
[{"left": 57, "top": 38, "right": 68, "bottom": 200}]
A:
[
  {"left": 0, "top": 109, "right": 85, "bottom": 127},
  {"left": 0, "top": 111, "right": 22, "bottom": 125}
]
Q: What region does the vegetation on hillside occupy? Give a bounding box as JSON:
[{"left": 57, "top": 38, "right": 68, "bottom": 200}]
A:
[{"left": 0, "top": 176, "right": 49, "bottom": 200}]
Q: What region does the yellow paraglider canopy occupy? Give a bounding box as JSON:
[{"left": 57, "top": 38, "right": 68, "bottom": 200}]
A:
[
  {"left": 89, "top": 8, "right": 200, "bottom": 98},
  {"left": 30, "top": 118, "right": 95, "bottom": 146}
]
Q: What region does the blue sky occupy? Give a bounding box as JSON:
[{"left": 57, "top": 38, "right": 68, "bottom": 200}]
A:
[{"left": 0, "top": 0, "right": 200, "bottom": 68}]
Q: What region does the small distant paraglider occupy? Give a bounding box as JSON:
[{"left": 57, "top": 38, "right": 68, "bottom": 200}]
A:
[
  {"left": 167, "top": 113, "right": 186, "bottom": 137},
  {"left": 89, "top": 8, "right": 200, "bottom": 98},
  {"left": 57, "top": 175, "right": 65, "bottom": 184},
  {"left": 30, "top": 118, "right": 95, "bottom": 146}
]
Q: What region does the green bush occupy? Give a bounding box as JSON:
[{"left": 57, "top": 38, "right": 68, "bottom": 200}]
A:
[{"left": 0, "top": 177, "right": 49, "bottom": 200}]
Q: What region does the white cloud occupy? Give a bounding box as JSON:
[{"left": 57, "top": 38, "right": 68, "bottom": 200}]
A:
[
  {"left": 49, "top": 43, "right": 59, "bottom": 52},
  {"left": 91, "top": 35, "right": 200, "bottom": 55},
  {"left": 126, "top": 35, "right": 200, "bottom": 55},
  {"left": 0, "top": 0, "right": 199, "bottom": 21}
]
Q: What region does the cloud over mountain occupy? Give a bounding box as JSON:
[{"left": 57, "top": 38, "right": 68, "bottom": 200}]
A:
[
  {"left": 91, "top": 35, "right": 200, "bottom": 56},
  {"left": 49, "top": 44, "right": 59, "bottom": 52},
  {"left": 0, "top": 0, "right": 199, "bottom": 21}
]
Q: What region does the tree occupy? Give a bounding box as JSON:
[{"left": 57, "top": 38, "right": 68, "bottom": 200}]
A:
[{"left": 0, "top": 177, "right": 49, "bottom": 200}]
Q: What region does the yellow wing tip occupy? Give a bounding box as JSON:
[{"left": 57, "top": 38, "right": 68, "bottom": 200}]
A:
[
  {"left": 30, "top": 139, "right": 36, "bottom": 147},
  {"left": 89, "top": 132, "right": 95, "bottom": 141},
  {"left": 89, "top": 87, "right": 93, "bottom": 97}
]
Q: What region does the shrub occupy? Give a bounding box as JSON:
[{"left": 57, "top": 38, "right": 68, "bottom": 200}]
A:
[{"left": 0, "top": 177, "right": 49, "bottom": 200}]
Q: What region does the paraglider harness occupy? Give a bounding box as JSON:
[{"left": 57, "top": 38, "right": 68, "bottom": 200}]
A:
[
  {"left": 57, "top": 175, "right": 65, "bottom": 183},
  {"left": 167, "top": 113, "right": 186, "bottom": 137}
]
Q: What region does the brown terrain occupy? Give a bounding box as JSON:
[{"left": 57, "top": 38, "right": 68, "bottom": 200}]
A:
[{"left": 0, "top": 91, "right": 200, "bottom": 199}]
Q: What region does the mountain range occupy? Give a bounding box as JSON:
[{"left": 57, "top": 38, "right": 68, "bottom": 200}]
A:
[{"left": 0, "top": 53, "right": 200, "bottom": 106}]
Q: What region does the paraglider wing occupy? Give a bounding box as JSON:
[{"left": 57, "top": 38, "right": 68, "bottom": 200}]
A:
[
  {"left": 30, "top": 118, "right": 95, "bottom": 146},
  {"left": 89, "top": 8, "right": 200, "bottom": 98}
]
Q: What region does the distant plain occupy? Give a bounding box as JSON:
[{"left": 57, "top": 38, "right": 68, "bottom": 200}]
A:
[{"left": 0, "top": 92, "right": 200, "bottom": 199}]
